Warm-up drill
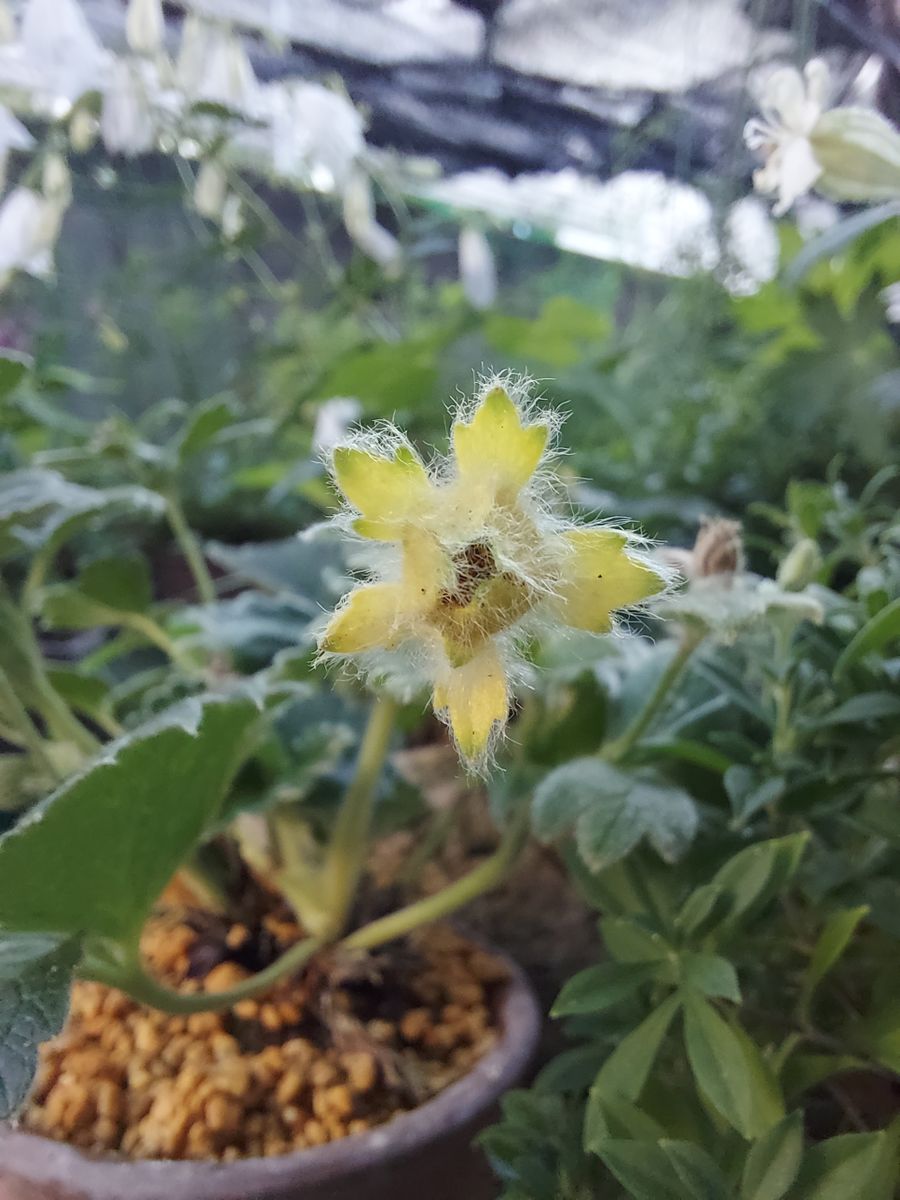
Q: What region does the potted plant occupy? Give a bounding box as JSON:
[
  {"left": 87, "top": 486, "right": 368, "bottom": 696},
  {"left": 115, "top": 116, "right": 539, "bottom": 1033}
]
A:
[
  {"left": 0, "top": 376, "right": 668, "bottom": 1199},
  {"left": 481, "top": 473, "right": 900, "bottom": 1199}
]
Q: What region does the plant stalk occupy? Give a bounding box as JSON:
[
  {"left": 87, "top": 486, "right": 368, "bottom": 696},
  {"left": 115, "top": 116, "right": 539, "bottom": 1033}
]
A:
[
  {"left": 165, "top": 493, "right": 217, "bottom": 606},
  {"left": 80, "top": 934, "right": 323, "bottom": 1015},
  {"left": 324, "top": 695, "right": 398, "bottom": 935},
  {"left": 341, "top": 807, "right": 528, "bottom": 953},
  {"left": 603, "top": 630, "right": 703, "bottom": 763},
  {"left": 0, "top": 667, "right": 65, "bottom": 782}
]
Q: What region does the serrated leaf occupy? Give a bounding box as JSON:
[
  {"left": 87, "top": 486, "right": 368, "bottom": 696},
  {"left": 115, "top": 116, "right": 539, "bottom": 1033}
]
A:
[
  {"left": 0, "top": 696, "right": 257, "bottom": 947},
  {"left": 683, "top": 992, "right": 784, "bottom": 1139},
  {"left": 740, "top": 1111, "right": 803, "bottom": 1200},
  {"left": 0, "top": 934, "right": 79, "bottom": 1118},
  {"left": 680, "top": 953, "right": 741, "bottom": 1002},
  {"left": 553, "top": 962, "right": 656, "bottom": 1017},
  {"left": 0, "top": 468, "right": 163, "bottom": 560},
  {"left": 533, "top": 757, "right": 696, "bottom": 871}
]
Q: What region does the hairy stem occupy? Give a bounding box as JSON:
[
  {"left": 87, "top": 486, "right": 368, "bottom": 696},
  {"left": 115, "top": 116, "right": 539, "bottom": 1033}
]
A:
[
  {"left": 165, "top": 493, "right": 217, "bottom": 606},
  {"left": 324, "top": 696, "right": 398, "bottom": 935},
  {"left": 80, "top": 935, "right": 323, "bottom": 1015},
  {"left": 603, "top": 630, "right": 703, "bottom": 763},
  {"left": 0, "top": 667, "right": 65, "bottom": 782},
  {"left": 342, "top": 807, "right": 528, "bottom": 953}
]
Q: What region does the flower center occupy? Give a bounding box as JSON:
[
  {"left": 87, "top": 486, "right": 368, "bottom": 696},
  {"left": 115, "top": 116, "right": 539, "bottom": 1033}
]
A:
[{"left": 433, "top": 540, "right": 534, "bottom": 666}]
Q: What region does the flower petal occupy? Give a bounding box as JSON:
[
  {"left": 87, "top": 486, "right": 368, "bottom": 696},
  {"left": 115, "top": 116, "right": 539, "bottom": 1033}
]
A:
[
  {"left": 320, "top": 583, "right": 406, "bottom": 653},
  {"left": 333, "top": 443, "right": 431, "bottom": 539},
  {"left": 556, "top": 529, "right": 666, "bottom": 633},
  {"left": 434, "top": 642, "right": 509, "bottom": 763},
  {"left": 452, "top": 385, "right": 548, "bottom": 503},
  {"left": 772, "top": 136, "right": 822, "bottom": 215}
]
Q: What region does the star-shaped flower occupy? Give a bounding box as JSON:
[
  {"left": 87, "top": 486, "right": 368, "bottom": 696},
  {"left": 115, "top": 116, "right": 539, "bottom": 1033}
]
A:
[
  {"left": 745, "top": 59, "right": 900, "bottom": 215},
  {"left": 319, "top": 379, "right": 667, "bottom": 766}
]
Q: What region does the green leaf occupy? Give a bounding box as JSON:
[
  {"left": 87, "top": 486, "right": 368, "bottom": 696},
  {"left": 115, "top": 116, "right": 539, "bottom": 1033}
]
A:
[
  {"left": 553, "top": 962, "right": 656, "bottom": 1016},
  {"left": 789, "top": 1132, "right": 886, "bottom": 1200},
  {"left": 532, "top": 758, "right": 697, "bottom": 871},
  {"left": 0, "top": 468, "right": 163, "bottom": 561},
  {"left": 679, "top": 953, "right": 741, "bottom": 1003},
  {"left": 484, "top": 295, "right": 611, "bottom": 367},
  {"left": 740, "top": 1111, "right": 803, "bottom": 1200},
  {"left": 0, "top": 696, "right": 257, "bottom": 947},
  {"left": 177, "top": 396, "right": 237, "bottom": 460},
  {"left": 0, "top": 934, "right": 79, "bottom": 1118},
  {"left": 675, "top": 884, "right": 734, "bottom": 939},
  {"left": 683, "top": 992, "right": 784, "bottom": 1139},
  {"left": 597, "top": 1138, "right": 728, "bottom": 1200},
  {"left": 0, "top": 350, "right": 31, "bottom": 400},
  {"left": 834, "top": 597, "right": 900, "bottom": 679},
  {"left": 592, "top": 993, "right": 681, "bottom": 1104},
  {"left": 784, "top": 201, "right": 900, "bottom": 285},
  {"left": 600, "top": 917, "right": 672, "bottom": 963},
  {"left": 813, "top": 692, "right": 900, "bottom": 727},
  {"left": 781, "top": 1053, "right": 864, "bottom": 1100},
  {"left": 584, "top": 1093, "right": 667, "bottom": 1147},
  {"left": 708, "top": 834, "right": 808, "bottom": 935},
  {"left": 800, "top": 906, "right": 868, "bottom": 1018}
]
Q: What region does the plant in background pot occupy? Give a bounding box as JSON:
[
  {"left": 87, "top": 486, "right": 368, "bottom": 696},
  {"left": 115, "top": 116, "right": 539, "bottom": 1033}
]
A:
[
  {"left": 0, "top": 375, "right": 668, "bottom": 1199},
  {"left": 482, "top": 472, "right": 900, "bottom": 1200}
]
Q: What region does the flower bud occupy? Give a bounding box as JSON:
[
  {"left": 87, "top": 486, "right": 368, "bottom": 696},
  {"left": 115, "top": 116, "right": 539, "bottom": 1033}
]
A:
[
  {"left": 126, "top": 0, "right": 164, "bottom": 56},
  {"left": 193, "top": 160, "right": 227, "bottom": 222},
  {"left": 776, "top": 538, "right": 822, "bottom": 591},
  {"left": 69, "top": 107, "right": 98, "bottom": 152},
  {"left": 458, "top": 226, "right": 497, "bottom": 310},
  {"left": 810, "top": 107, "right": 900, "bottom": 202}
]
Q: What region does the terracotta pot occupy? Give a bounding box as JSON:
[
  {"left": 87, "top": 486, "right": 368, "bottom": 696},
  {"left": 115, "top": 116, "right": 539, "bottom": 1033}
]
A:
[{"left": 0, "top": 955, "right": 539, "bottom": 1200}]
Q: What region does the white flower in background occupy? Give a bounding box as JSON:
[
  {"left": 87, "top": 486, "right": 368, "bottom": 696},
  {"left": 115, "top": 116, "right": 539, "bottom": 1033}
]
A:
[
  {"left": 458, "top": 226, "right": 497, "bottom": 310},
  {"left": 722, "top": 196, "right": 778, "bottom": 295},
  {"left": 882, "top": 283, "right": 900, "bottom": 325},
  {"left": 0, "top": 158, "right": 71, "bottom": 287},
  {"left": 18, "top": 0, "right": 110, "bottom": 112},
  {"left": 745, "top": 58, "right": 900, "bottom": 215},
  {"left": 220, "top": 193, "right": 244, "bottom": 241},
  {"left": 265, "top": 81, "right": 364, "bottom": 191},
  {"left": 69, "top": 107, "right": 99, "bottom": 153},
  {"left": 177, "top": 17, "right": 258, "bottom": 115},
  {"left": 313, "top": 397, "right": 361, "bottom": 454},
  {"left": 193, "top": 159, "right": 228, "bottom": 221},
  {"left": 342, "top": 168, "right": 401, "bottom": 273},
  {"left": 101, "top": 59, "right": 157, "bottom": 156},
  {"left": 0, "top": 0, "right": 14, "bottom": 44},
  {"left": 126, "top": 0, "right": 165, "bottom": 56},
  {"left": 0, "top": 105, "right": 33, "bottom": 192}
]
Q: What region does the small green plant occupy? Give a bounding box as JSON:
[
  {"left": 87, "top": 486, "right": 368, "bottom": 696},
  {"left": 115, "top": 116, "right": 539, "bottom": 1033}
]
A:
[
  {"left": 0, "top": 372, "right": 666, "bottom": 1118},
  {"left": 482, "top": 473, "right": 900, "bottom": 1199}
]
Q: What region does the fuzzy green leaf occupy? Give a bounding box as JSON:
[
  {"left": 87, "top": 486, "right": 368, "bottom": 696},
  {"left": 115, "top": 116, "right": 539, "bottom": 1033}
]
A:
[
  {"left": 0, "top": 934, "right": 79, "bottom": 1118},
  {"left": 0, "top": 696, "right": 257, "bottom": 947}
]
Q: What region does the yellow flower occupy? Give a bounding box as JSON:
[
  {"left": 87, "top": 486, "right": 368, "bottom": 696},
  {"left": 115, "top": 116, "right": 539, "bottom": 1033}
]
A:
[{"left": 319, "top": 378, "right": 668, "bottom": 766}]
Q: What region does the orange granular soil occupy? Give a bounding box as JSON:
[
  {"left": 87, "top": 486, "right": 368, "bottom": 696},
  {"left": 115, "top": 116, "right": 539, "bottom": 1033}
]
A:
[{"left": 23, "top": 916, "right": 506, "bottom": 1162}]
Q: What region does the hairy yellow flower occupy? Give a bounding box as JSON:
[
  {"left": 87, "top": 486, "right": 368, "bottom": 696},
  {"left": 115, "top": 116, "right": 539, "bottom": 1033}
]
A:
[{"left": 319, "top": 378, "right": 667, "bottom": 765}]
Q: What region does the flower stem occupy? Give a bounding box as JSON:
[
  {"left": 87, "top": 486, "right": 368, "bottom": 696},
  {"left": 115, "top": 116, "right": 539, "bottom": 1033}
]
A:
[
  {"left": 79, "top": 935, "right": 323, "bottom": 1015},
  {"left": 165, "top": 493, "right": 216, "bottom": 606},
  {"left": 324, "top": 695, "right": 398, "bottom": 935},
  {"left": 0, "top": 667, "right": 65, "bottom": 782},
  {"left": 603, "top": 630, "right": 703, "bottom": 764},
  {"left": 341, "top": 807, "right": 528, "bottom": 953}
]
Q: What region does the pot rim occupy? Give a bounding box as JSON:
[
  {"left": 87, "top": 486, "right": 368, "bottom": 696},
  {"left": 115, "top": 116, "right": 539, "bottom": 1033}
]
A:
[{"left": 0, "top": 950, "right": 540, "bottom": 1200}]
